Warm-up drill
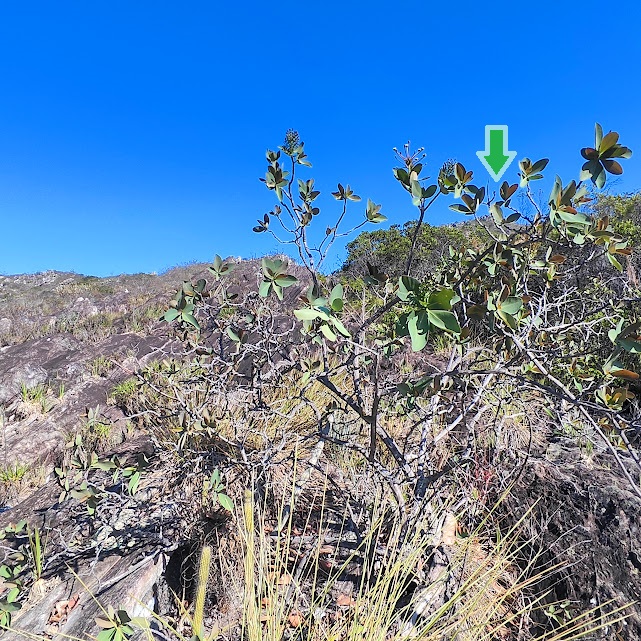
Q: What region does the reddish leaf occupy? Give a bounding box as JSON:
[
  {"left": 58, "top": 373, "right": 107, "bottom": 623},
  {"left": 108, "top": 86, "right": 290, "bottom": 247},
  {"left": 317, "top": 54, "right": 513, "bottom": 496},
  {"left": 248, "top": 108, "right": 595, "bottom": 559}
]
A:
[
  {"left": 602, "top": 159, "right": 623, "bottom": 175},
  {"left": 336, "top": 594, "right": 356, "bottom": 607},
  {"left": 288, "top": 610, "right": 303, "bottom": 627}
]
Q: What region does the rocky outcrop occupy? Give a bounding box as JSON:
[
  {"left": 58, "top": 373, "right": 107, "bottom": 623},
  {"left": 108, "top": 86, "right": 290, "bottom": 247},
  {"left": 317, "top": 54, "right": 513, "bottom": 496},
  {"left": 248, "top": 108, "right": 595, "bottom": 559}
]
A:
[
  {"left": 0, "top": 332, "right": 169, "bottom": 471},
  {"left": 0, "top": 434, "right": 176, "bottom": 640},
  {"left": 6, "top": 549, "right": 165, "bottom": 640},
  {"left": 505, "top": 446, "right": 641, "bottom": 638}
]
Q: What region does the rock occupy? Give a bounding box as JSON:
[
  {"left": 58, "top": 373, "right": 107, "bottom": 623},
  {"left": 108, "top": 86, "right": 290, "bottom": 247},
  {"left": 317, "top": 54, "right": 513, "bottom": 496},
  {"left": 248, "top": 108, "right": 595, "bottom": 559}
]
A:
[
  {"left": 504, "top": 452, "right": 641, "bottom": 638},
  {"left": 0, "top": 332, "right": 168, "bottom": 469},
  {"left": 1, "top": 415, "right": 63, "bottom": 468},
  {"left": 0, "top": 438, "right": 176, "bottom": 640},
  {"left": 0, "top": 334, "right": 82, "bottom": 403},
  {"left": 71, "top": 297, "right": 99, "bottom": 317},
  {"left": 5, "top": 551, "right": 166, "bottom": 640}
]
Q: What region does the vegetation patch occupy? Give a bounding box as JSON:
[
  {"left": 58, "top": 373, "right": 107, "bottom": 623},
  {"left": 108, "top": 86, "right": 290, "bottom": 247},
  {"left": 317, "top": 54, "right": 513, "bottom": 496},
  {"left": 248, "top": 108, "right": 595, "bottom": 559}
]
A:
[{"left": 1, "top": 125, "right": 640, "bottom": 640}]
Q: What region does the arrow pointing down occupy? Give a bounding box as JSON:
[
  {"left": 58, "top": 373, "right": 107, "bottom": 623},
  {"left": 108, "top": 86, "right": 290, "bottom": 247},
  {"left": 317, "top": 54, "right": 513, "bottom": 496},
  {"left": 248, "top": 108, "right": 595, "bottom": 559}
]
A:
[{"left": 476, "top": 125, "right": 516, "bottom": 182}]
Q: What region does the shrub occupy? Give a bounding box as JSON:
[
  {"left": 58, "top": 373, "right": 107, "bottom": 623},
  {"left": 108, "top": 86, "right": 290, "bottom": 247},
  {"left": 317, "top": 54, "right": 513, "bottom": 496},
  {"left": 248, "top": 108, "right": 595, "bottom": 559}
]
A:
[{"left": 133, "top": 124, "right": 639, "bottom": 637}]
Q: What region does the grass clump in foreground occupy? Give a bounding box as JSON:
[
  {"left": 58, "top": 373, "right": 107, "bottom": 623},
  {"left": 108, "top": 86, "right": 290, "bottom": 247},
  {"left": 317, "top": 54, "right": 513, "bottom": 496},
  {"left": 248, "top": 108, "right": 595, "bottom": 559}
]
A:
[{"left": 12, "top": 478, "right": 628, "bottom": 641}]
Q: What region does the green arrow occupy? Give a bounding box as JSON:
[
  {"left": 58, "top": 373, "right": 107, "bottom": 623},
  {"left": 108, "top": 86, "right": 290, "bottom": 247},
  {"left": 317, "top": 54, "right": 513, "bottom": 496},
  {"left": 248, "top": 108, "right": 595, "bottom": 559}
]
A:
[{"left": 476, "top": 125, "right": 516, "bottom": 182}]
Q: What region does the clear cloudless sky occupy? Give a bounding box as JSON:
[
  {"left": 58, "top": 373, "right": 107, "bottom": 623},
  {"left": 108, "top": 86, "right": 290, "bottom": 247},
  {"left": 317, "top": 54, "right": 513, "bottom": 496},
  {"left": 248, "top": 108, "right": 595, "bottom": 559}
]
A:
[{"left": 1, "top": 1, "right": 640, "bottom": 276}]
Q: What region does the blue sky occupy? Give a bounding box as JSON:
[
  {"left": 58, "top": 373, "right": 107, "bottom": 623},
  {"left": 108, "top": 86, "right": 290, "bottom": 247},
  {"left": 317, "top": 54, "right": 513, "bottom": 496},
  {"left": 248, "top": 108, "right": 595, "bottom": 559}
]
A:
[{"left": 1, "top": 1, "right": 639, "bottom": 276}]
